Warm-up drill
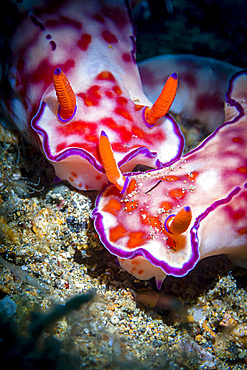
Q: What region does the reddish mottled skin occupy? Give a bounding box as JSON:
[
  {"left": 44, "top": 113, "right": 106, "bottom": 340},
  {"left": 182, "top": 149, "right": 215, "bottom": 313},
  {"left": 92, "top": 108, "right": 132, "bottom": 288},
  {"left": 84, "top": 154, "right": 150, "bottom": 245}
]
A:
[
  {"left": 1, "top": 0, "right": 183, "bottom": 190},
  {"left": 92, "top": 71, "right": 247, "bottom": 288}
]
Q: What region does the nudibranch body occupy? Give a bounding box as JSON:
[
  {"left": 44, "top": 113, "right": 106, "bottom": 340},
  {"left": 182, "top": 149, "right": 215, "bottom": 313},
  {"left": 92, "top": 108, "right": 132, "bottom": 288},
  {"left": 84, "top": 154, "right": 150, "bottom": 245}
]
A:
[
  {"left": 92, "top": 71, "right": 247, "bottom": 289},
  {"left": 138, "top": 54, "right": 241, "bottom": 132},
  {"left": 1, "top": 0, "right": 183, "bottom": 190}
]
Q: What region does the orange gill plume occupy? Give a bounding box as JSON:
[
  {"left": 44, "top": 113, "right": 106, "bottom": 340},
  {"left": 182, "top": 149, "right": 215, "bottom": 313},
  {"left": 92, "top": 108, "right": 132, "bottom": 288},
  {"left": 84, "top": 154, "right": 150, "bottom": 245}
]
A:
[
  {"left": 99, "top": 131, "right": 126, "bottom": 191},
  {"left": 164, "top": 206, "right": 192, "bottom": 235},
  {"left": 53, "top": 67, "right": 76, "bottom": 121},
  {"left": 145, "top": 72, "right": 178, "bottom": 126}
]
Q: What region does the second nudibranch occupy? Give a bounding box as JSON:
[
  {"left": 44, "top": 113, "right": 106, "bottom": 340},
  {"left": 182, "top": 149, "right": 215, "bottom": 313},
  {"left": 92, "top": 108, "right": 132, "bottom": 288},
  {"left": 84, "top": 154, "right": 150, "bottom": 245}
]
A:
[
  {"left": 2, "top": 0, "right": 183, "bottom": 190},
  {"left": 92, "top": 70, "right": 247, "bottom": 289}
]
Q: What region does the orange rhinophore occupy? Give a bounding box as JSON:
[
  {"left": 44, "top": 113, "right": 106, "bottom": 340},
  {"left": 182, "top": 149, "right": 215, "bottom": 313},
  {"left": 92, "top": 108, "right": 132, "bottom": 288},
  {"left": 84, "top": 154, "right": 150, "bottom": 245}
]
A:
[
  {"left": 53, "top": 68, "right": 76, "bottom": 120},
  {"left": 145, "top": 73, "right": 178, "bottom": 125},
  {"left": 166, "top": 206, "right": 192, "bottom": 234},
  {"left": 99, "top": 131, "right": 126, "bottom": 191}
]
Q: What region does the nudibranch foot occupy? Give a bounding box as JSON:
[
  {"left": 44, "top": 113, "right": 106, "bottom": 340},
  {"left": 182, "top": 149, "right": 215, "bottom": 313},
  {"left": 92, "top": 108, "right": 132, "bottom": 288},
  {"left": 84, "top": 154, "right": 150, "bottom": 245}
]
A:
[
  {"left": 118, "top": 256, "right": 167, "bottom": 289},
  {"left": 99, "top": 130, "right": 126, "bottom": 192}
]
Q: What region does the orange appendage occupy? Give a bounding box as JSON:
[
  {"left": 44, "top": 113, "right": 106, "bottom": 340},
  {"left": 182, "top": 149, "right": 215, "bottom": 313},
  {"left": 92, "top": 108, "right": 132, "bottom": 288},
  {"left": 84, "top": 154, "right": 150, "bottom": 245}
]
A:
[
  {"left": 145, "top": 73, "right": 178, "bottom": 125},
  {"left": 169, "top": 206, "right": 192, "bottom": 234},
  {"left": 99, "top": 131, "right": 126, "bottom": 191},
  {"left": 53, "top": 68, "right": 76, "bottom": 120},
  {"left": 103, "top": 199, "right": 122, "bottom": 215}
]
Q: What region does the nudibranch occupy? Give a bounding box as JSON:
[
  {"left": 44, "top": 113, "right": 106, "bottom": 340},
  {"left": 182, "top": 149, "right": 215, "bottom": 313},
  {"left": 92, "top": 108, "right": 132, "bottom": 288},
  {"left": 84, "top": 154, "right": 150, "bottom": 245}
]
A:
[
  {"left": 92, "top": 70, "right": 247, "bottom": 289},
  {"left": 1, "top": 0, "right": 183, "bottom": 190},
  {"left": 138, "top": 54, "right": 241, "bottom": 132}
]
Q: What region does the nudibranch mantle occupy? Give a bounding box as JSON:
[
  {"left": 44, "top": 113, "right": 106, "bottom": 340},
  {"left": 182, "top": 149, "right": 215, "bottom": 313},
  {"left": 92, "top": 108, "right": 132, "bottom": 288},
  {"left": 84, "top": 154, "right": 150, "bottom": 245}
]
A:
[
  {"left": 2, "top": 0, "right": 183, "bottom": 190},
  {"left": 92, "top": 70, "right": 247, "bottom": 288}
]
